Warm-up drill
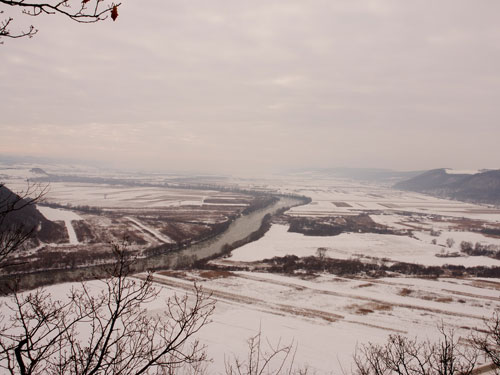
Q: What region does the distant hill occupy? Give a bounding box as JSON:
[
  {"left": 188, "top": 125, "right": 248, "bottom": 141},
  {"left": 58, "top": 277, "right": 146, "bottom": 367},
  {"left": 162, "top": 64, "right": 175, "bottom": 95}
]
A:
[
  {"left": 0, "top": 185, "right": 67, "bottom": 246},
  {"left": 291, "top": 168, "right": 424, "bottom": 183},
  {"left": 323, "top": 168, "right": 424, "bottom": 182},
  {"left": 394, "top": 169, "right": 500, "bottom": 205},
  {"left": 30, "top": 167, "right": 48, "bottom": 175}
]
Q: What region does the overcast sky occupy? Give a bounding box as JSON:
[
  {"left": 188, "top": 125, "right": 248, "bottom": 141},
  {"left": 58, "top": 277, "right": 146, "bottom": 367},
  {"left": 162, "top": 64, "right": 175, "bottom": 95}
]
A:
[{"left": 1, "top": 0, "right": 500, "bottom": 175}]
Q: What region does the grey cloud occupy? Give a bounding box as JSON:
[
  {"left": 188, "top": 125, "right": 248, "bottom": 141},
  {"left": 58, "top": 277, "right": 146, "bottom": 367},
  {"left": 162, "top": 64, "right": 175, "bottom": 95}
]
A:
[{"left": 1, "top": 0, "right": 500, "bottom": 173}]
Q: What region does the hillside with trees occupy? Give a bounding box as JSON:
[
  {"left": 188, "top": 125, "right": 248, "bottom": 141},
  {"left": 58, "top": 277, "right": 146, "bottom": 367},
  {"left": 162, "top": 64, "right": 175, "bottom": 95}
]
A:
[{"left": 394, "top": 169, "right": 500, "bottom": 205}]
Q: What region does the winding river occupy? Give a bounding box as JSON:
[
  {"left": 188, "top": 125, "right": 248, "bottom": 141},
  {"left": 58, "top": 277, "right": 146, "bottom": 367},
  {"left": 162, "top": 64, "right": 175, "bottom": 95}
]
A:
[
  {"left": 2, "top": 196, "right": 305, "bottom": 291},
  {"left": 140, "top": 195, "right": 303, "bottom": 269}
]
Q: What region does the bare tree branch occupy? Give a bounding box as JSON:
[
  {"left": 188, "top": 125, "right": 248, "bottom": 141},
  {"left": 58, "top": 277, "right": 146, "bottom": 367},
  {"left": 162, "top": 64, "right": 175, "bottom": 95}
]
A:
[
  {"left": 0, "top": 0, "right": 121, "bottom": 42},
  {"left": 0, "top": 182, "right": 48, "bottom": 268},
  {"left": 354, "top": 325, "right": 478, "bottom": 375},
  {"left": 224, "top": 328, "right": 304, "bottom": 375},
  {"left": 473, "top": 313, "right": 500, "bottom": 369},
  {"left": 0, "top": 246, "right": 215, "bottom": 374}
]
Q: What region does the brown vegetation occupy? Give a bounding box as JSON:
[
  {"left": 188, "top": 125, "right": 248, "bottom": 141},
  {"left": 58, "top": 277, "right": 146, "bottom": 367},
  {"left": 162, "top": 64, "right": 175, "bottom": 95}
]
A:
[
  {"left": 199, "top": 270, "right": 235, "bottom": 279},
  {"left": 211, "top": 254, "right": 500, "bottom": 279},
  {"left": 333, "top": 202, "right": 352, "bottom": 207},
  {"left": 398, "top": 288, "right": 412, "bottom": 296},
  {"left": 349, "top": 302, "right": 393, "bottom": 315},
  {"left": 71, "top": 220, "right": 100, "bottom": 243},
  {"left": 287, "top": 214, "right": 401, "bottom": 237}
]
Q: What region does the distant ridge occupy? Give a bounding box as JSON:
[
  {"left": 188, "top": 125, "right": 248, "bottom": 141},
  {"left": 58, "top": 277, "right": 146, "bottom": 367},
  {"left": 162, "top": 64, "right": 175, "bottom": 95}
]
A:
[
  {"left": 292, "top": 168, "right": 424, "bottom": 183},
  {"left": 30, "top": 167, "right": 49, "bottom": 175},
  {"left": 394, "top": 168, "right": 500, "bottom": 205}
]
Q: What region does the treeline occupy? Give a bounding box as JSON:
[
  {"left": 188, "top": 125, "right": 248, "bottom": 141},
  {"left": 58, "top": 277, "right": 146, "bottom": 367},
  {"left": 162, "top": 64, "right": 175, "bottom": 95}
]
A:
[
  {"left": 41, "top": 202, "right": 104, "bottom": 215},
  {"left": 215, "top": 254, "right": 500, "bottom": 278},
  {"left": 481, "top": 228, "right": 500, "bottom": 236},
  {"left": 288, "top": 214, "right": 399, "bottom": 237},
  {"left": 460, "top": 241, "right": 500, "bottom": 259}
]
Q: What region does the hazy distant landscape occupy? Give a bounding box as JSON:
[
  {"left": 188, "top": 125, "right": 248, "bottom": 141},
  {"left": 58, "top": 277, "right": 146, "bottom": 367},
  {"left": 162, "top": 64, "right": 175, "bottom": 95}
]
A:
[{"left": 2, "top": 161, "right": 500, "bottom": 373}]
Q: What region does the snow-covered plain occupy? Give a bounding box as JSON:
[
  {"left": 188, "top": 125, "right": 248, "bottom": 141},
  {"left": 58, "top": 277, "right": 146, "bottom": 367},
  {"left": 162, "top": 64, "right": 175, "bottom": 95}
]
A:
[
  {"left": 227, "top": 224, "right": 500, "bottom": 267},
  {"left": 146, "top": 271, "right": 500, "bottom": 373},
  {"left": 3, "top": 272, "right": 496, "bottom": 374},
  {"left": 284, "top": 182, "right": 500, "bottom": 222},
  {"left": 12, "top": 272, "right": 498, "bottom": 375},
  {"left": 3, "top": 165, "right": 500, "bottom": 374},
  {"left": 202, "top": 179, "right": 500, "bottom": 372}
]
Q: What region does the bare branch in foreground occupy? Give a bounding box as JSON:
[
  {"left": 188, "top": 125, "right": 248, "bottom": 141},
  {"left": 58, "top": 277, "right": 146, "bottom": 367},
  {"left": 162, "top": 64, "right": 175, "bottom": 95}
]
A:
[{"left": 0, "top": 246, "right": 215, "bottom": 374}]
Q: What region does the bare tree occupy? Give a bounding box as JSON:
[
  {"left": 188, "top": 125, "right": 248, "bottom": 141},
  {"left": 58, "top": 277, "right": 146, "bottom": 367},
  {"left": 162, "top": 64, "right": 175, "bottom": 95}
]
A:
[
  {"left": 473, "top": 313, "right": 500, "bottom": 368},
  {"left": 224, "top": 328, "right": 307, "bottom": 375},
  {"left": 0, "top": 245, "right": 215, "bottom": 374},
  {"left": 446, "top": 238, "right": 455, "bottom": 249},
  {"left": 316, "top": 247, "right": 327, "bottom": 260},
  {"left": 0, "top": 182, "right": 47, "bottom": 268},
  {"left": 0, "top": 0, "right": 120, "bottom": 41},
  {"left": 354, "top": 326, "right": 478, "bottom": 375}
]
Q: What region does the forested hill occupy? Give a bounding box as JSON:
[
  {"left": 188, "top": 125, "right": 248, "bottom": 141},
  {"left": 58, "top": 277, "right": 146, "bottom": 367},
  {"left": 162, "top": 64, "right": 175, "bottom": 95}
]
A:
[
  {"left": 0, "top": 185, "right": 67, "bottom": 245},
  {"left": 394, "top": 169, "right": 500, "bottom": 205}
]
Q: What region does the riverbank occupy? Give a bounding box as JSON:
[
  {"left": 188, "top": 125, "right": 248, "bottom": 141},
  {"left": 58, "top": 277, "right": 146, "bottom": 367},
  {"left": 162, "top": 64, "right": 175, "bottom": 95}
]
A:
[{"left": 0, "top": 195, "right": 306, "bottom": 293}]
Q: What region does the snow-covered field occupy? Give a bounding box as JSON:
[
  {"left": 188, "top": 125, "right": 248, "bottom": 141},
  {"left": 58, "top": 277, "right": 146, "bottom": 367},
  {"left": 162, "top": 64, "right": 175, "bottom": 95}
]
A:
[
  {"left": 226, "top": 224, "right": 500, "bottom": 267},
  {"left": 0, "top": 162, "right": 245, "bottom": 210},
  {"left": 283, "top": 182, "right": 500, "bottom": 222},
  {"left": 142, "top": 271, "right": 500, "bottom": 373},
  {"left": 197, "top": 178, "right": 500, "bottom": 372},
  {"left": 2, "top": 271, "right": 496, "bottom": 374},
  {"left": 41, "top": 183, "right": 214, "bottom": 208},
  {"left": 181, "top": 271, "right": 498, "bottom": 373},
  {"left": 3, "top": 164, "right": 500, "bottom": 374}
]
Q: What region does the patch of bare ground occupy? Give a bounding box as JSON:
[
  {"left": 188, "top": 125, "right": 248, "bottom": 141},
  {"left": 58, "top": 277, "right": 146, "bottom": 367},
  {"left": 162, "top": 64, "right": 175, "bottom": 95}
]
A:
[
  {"left": 471, "top": 279, "right": 500, "bottom": 291},
  {"left": 332, "top": 202, "right": 352, "bottom": 207},
  {"left": 72, "top": 220, "right": 101, "bottom": 243},
  {"left": 198, "top": 270, "right": 235, "bottom": 279},
  {"left": 356, "top": 283, "right": 374, "bottom": 288},
  {"left": 395, "top": 221, "right": 429, "bottom": 231},
  {"left": 157, "top": 270, "right": 200, "bottom": 282},
  {"left": 399, "top": 288, "right": 413, "bottom": 296},
  {"left": 109, "top": 226, "right": 149, "bottom": 245},
  {"left": 398, "top": 288, "right": 453, "bottom": 303},
  {"left": 464, "top": 209, "right": 500, "bottom": 214},
  {"left": 296, "top": 273, "right": 321, "bottom": 281},
  {"left": 435, "top": 297, "right": 454, "bottom": 303},
  {"left": 348, "top": 302, "right": 393, "bottom": 315},
  {"left": 378, "top": 203, "right": 399, "bottom": 208},
  {"left": 158, "top": 270, "right": 189, "bottom": 279}
]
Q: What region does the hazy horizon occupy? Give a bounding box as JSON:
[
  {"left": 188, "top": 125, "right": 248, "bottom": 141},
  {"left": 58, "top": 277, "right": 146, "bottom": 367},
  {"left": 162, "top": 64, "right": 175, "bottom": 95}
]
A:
[{"left": 2, "top": 1, "right": 500, "bottom": 174}]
